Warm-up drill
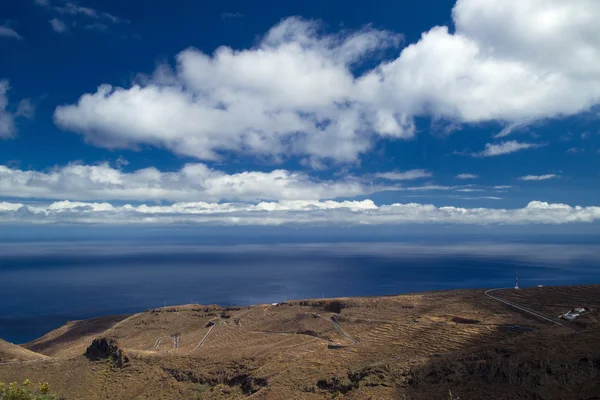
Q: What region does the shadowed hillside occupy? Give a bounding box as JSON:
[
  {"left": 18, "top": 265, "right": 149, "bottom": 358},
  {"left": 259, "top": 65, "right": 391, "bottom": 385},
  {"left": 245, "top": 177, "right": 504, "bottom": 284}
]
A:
[
  {"left": 23, "top": 315, "right": 130, "bottom": 359},
  {"left": 0, "top": 339, "right": 49, "bottom": 364}
]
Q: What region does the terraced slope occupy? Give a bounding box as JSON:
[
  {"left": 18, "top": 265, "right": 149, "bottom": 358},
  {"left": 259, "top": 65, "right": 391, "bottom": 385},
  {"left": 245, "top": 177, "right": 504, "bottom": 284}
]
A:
[{"left": 0, "top": 285, "right": 598, "bottom": 399}]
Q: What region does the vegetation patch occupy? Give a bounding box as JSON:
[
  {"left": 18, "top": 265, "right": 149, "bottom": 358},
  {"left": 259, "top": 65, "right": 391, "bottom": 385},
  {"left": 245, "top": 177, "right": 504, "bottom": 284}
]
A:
[
  {"left": 84, "top": 338, "right": 128, "bottom": 368},
  {"left": 323, "top": 301, "right": 347, "bottom": 314},
  {"left": 451, "top": 316, "right": 479, "bottom": 324},
  {"left": 316, "top": 364, "right": 393, "bottom": 395},
  {"left": 0, "top": 380, "right": 60, "bottom": 400},
  {"left": 164, "top": 366, "right": 268, "bottom": 396}
]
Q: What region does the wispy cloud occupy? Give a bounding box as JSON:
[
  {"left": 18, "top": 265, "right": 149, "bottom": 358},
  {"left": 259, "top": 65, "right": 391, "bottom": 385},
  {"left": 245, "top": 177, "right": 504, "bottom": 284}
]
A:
[
  {"left": 494, "top": 122, "right": 527, "bottom": 139},
  {"left": 567, "top": 147, "right": 584, "bottom": 154},
  {"left": 519, "top": 174, "right": 558, "bottom": 181},
  {"left": 455, "top": 188, "right": 485, "bottom": 192},
  {"left": 84, "top": 22, "right": 108, "bottom": 32},
  {"left": 456, "top": 173, "right": 478, "bottom": 179},
  {"left": 375, "top": 169, "right": 432, "bottom": 181},
  {"left": 0, "top": 25, "right": 23, "bottom": 40},
  {"left": 493, "top": 185, "right": 513, "bottom": 190},
  {"left": 36, "top": 0, "right": 125, "bottom": 32},
  {"left": 449, "top": 195, "right": 502, "bottom": 200},
  {"left": 15, "top": 99, "right": 35, "bottom": 119},
  {"left": 472, "top": 141, "right": 543, "bottom": 157},
  {"left": 49, "top": 18, "right": 67, "bottom": 33},
  {"left": 54, "top": 2, "right": 118, "bottom": 22},
  {"left": 404, "top": 185, "right": 454, "bottom": 191},
  {"left": 221, "top": 12, "right": 245, "bottom": 19}
]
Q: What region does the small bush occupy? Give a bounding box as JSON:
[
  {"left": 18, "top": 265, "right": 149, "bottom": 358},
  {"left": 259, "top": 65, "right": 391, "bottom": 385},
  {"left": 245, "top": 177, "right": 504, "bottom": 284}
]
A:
[
  {"left": 451, "top": 317, "right": 479, "bottom": 324},
  {"left": 296, "top": 329, "right": 319, "bottom": 337},
  {"left": 0, "top": 380, "right": 60, "bottom": 400},
  {"left": 324, "top": 301, "right": 347, "bottom": 314},
  {"left": 302, "top": 384, "right": 316, "bottom": 393}
]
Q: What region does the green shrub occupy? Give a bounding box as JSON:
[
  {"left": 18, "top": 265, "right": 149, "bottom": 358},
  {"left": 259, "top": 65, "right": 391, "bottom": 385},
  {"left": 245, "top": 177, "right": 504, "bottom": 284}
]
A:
[{"left": 0, "top": 380, "right": 60, "bottom": 400}]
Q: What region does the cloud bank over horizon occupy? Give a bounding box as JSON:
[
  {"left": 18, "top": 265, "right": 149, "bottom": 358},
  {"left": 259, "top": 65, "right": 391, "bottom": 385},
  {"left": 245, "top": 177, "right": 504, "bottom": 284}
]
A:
[{"left": 1, "top": 199, "right": 599, "bottom": 226}]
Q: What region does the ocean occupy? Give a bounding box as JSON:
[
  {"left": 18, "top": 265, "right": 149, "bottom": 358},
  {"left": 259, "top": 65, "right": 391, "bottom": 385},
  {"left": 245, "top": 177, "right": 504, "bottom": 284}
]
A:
[{"left": 1, "top": 238, "right": 599, "bottom": 344}]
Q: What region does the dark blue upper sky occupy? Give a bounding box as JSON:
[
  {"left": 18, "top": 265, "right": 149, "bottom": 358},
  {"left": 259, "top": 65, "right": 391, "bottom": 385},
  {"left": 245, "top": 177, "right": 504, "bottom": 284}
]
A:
[{"left": 1, "top": 0, "right": 599, "bottom": 228}]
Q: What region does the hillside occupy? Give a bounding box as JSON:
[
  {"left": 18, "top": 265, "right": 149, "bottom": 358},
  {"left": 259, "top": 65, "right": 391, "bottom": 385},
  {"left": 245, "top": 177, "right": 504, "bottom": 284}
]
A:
[
  {"left": 24, "top": 314, "right": 130, "bottom": 359},
  {"left": 0, "top": 285, "right": 599, "bottom": 399},
  {"left": 0, "top": 339, "right": 49, "bottom": 364}
]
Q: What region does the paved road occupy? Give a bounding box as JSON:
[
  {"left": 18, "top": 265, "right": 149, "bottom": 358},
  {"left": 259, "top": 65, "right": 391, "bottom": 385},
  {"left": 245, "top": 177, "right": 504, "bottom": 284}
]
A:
[{"left": 484, "top": 288, "right": 569, "bottom": 329}]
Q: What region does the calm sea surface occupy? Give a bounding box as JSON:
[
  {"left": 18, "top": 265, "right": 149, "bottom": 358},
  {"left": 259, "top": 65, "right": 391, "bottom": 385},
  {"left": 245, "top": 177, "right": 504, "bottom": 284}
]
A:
[{"left": 1, "top": 240, "right": 599, "bottom": 344}]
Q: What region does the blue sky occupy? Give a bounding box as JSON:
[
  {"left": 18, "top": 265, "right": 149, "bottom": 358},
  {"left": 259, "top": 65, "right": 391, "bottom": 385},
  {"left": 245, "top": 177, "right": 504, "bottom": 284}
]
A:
[{"left": 1, "top": 0, "right": 600, "bottom": 227}]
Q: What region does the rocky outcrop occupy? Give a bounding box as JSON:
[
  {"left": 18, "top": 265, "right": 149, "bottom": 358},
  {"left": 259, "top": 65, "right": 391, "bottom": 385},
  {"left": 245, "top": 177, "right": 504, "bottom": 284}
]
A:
[{"left": 84, "top": 338, "right": 128, "bottom": 368}]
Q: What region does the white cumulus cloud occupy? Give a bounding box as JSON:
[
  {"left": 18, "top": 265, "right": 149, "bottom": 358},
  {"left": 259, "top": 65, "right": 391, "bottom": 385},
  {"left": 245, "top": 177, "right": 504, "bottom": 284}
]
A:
[
  {"left": 53, "top": 0, "right": 600, "bottom": 163},
  {"left": 0, "top": 163, "right": 400, "bottom": 202},
  {"left": 54, "top": 18, "right": 405, "bottom": 163}
]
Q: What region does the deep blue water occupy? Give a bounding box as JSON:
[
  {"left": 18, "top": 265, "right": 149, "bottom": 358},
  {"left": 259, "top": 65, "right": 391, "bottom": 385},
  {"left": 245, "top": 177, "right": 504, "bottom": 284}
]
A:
[{"left": 1, "top": 240, "right": 599, "bottom": 344}]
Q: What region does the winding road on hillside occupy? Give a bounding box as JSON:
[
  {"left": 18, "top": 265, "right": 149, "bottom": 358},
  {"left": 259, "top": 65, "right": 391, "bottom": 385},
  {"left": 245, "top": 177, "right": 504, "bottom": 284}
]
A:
[
  {"left": 152, "top": 335, "right": 179, "bottom": 350},
  {"left": 314, "top": 313, "right": 358, "bottom": 344},
  {"left": 193, "top": 320, "right": 217, "bottom": 350},
  {"left": 329, "top": 317, "right": 359, "bottom": 344},
  {"left": 484, "top": 288, "right": 572, "bottom": 330}
]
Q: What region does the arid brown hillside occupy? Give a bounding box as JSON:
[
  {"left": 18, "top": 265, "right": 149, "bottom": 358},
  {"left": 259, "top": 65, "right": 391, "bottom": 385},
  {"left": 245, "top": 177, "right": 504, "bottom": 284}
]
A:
[
  {"left": 0, "top": 339, "right": 49, "bottom": 363},
  {"left": 0, "top": 285, "right": 599, "bottom": 399},
  {"left": 24, "top": 314, "right": 130, "bottom": 359}
]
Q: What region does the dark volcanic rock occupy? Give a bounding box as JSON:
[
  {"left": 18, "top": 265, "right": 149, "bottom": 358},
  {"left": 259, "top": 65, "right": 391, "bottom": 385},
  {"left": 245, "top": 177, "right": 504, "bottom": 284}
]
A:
[{"left": 85, "top": 338, "right": 128, "bottom": 367}]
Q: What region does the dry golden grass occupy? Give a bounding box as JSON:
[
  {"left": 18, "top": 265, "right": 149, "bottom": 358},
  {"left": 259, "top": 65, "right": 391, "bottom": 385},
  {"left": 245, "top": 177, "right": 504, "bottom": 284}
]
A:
[
  {"left": 0, "top": 339, "right": 49, "bottom": 363},
  {"left": 1, "top": 285, "right": 599, "bottom": 399}
]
